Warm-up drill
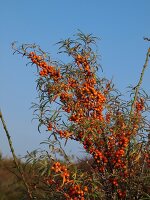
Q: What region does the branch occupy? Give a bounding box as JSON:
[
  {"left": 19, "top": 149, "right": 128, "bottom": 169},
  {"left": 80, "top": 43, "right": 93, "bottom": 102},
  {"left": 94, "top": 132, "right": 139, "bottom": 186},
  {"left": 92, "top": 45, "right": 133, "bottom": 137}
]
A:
[
  {"left": 0, "top": 109, "right": 33, "bottom": 199},
  {"left": 130, "top": 48, "right": 150, "bottom": 114}
]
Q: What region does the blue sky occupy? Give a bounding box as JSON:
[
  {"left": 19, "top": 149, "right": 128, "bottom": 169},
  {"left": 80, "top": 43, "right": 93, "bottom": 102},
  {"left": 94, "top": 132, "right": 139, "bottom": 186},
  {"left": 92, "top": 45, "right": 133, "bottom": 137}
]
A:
[{"left": 0, "top": 0, "right": 150, "bottom": 158}]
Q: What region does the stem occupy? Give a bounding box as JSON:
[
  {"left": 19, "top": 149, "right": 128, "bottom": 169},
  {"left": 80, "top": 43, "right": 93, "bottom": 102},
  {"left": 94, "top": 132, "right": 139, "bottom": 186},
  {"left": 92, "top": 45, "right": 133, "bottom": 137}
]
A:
[
  {"left": 0, "top": 109, "right": 33, "bottom": 199},
  {"left": 127, "top": 48, "right": 150, "bottom": 195},
  {"left": 130, "top": 48, "right": 150, "bottom": 114}
]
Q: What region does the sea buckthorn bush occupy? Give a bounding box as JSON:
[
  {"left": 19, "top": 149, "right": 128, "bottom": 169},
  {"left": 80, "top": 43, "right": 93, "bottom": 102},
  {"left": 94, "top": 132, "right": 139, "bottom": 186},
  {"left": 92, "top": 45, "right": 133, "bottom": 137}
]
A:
[{"left": 11, "top": 32, "right": 150, "bottom": 199}]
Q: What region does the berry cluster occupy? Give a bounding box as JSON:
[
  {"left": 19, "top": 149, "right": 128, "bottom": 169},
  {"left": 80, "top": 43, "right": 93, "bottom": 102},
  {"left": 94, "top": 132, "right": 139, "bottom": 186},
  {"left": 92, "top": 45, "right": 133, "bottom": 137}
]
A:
[
  {"left": 46, "top": 162, "right": 88, "bottom": 200},
  {"left": 28, "top": 52, "right": 61, "bottom": 81}
]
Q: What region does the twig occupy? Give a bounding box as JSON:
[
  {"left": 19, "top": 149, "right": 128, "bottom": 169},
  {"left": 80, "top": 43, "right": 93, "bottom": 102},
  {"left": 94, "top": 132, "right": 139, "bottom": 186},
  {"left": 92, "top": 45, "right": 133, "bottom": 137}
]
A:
[
  {"left": 144, "top": 37, "right": 150, "bottom": 42},
  {"left": 0, "top": 109, "right": 33, "bottom": 199}
]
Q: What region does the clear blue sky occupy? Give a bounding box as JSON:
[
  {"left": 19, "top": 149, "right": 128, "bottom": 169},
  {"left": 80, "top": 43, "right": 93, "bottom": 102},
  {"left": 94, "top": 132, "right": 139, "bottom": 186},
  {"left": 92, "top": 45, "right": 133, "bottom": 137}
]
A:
[{"left": 0, "top": 0, "right": 150, "bottom": 158}]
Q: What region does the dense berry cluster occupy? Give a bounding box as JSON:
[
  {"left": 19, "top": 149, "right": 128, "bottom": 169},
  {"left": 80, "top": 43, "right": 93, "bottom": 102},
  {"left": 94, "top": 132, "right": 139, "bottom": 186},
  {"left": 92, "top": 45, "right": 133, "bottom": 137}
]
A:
[
  {"left": 28, "top": 52, "right": 61, "bottom": 81},
  {"left": 46, "top": 162, "right": 88, "bottom": 200}
]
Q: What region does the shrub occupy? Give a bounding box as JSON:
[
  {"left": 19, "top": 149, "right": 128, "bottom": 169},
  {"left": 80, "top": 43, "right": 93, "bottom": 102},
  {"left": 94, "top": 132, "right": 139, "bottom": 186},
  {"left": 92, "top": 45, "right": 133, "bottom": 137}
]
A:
[{"left": 1, "top": 32, "right": 149, "bottom": 199}]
